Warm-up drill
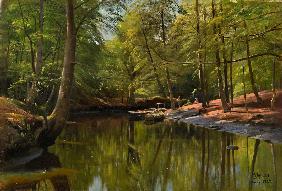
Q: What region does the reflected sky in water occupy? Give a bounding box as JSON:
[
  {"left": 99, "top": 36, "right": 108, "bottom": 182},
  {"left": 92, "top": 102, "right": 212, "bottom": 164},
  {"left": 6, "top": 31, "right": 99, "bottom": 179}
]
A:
[{"left": 1, "top": 113, "right": 282, "bottom": 191}]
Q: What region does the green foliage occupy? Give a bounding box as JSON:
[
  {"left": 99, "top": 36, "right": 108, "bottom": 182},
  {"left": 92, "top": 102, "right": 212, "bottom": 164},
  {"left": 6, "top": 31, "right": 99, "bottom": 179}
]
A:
[{"left": 1, "top": 0, "right": 282, "bottom": 104}]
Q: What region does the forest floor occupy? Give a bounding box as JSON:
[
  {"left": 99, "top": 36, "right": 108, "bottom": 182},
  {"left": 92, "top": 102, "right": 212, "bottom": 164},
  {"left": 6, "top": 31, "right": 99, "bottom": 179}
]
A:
[{"left": 166, "top": 90, "right": 282, "bottom": 143}]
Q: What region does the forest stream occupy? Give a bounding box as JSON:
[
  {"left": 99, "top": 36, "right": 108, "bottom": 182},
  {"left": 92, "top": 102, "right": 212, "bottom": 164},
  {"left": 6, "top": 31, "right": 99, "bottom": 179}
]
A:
[{"left": 0, "top": 113, "right": 281, "bottom": 191}]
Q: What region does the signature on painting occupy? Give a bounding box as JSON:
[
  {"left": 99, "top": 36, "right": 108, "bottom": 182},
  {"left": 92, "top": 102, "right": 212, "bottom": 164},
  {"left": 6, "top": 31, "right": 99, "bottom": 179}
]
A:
[{"left": 251, "top": 172, "right": 272, "bottom": 184}]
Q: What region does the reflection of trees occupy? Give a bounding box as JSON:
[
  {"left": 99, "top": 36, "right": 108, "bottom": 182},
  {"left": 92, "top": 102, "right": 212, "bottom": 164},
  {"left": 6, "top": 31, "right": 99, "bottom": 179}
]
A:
[
  {"left": 231, "top": 136, "right": 236, "bottom": 190},
  {"left": 198, "top": 129, "right": 205, "bottom": 191},
  {"left": 249, "top": 139, "right": 260, "bottom": 191},
  {"left": 151, "top": 127, "right": 169, "bottom": 166},
  {"left": 271, "top": 143, "right": 277, "bottom": 191},
  {"left": 161, "top": 127, "right": 173, "bottom": 191},
  {"left": 205, "top": 131, "right": 210, "bottom": 191},
  {"left": 2, "top": 152, "right": 70, "bottom": 191},
  {"left": 226, "top": 135, "right": 231, "bottom": 190},
  {"left": 127, "top": 120, "right": 140, "bottom": 166},
  {"left": 220, "top": 133, "right": 226, "bottom": 190},
  {"left": 48, "top": 115, "right": 281, "bottom": 191}
]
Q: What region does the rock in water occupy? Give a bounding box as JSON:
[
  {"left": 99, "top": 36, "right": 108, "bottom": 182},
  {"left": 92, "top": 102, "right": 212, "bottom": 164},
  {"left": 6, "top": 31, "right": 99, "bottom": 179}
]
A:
[{"left": 144, "top": 111, "right": 165, "bottom": 124}]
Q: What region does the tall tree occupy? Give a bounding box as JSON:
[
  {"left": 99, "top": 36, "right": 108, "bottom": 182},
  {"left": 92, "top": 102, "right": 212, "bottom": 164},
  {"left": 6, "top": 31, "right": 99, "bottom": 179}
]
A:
[
  {"left": 219, "top": 0, "right": 229, "bottom": 103},
  {"left": 212, "top": 0, "right": 230, "bottom": 112},
  {"left": 161, "top": 8, "right": 175, "bottom": 109},
  {"left": 39, "top": 0, "right": 76, "bottom": 147},
  {"left": 195, "top": 0, "right": 207, "bottom": 107},
  {"left": 243, "top": 20, "right": 262, "bottom": 104},
  {"left": 27, "top": 0, "right": 44, "bottom": 104}
]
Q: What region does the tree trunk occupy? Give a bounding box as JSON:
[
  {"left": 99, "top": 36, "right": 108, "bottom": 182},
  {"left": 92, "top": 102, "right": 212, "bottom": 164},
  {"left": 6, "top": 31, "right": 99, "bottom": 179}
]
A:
[
  {"left": 271, "top": 58, "right": 276, "bottom": 110},
  {"left": 195, "top": 0, "right": 207, "bottom": 107},
  {"left": 27, "top": 0, "right": 44, "bottom": 104},
  {"left": 0, "top": 0, "right": 7, "bottom": 96},
  {"left": 141, "top": 24, "right": 166, "bottom": 97},
  {"left": 203, "top": 6, "right": 209, "bottom": 106},
  {"left": 128, "top": 83, "right": 135, "bottom": 105},
  {"left": 220, "top": 0, "right": 229, "bottom": 103},
  {"left": 244, "top": 21, "right": 262, "bottom": 104},
  {"left": 229, "top": 29, "right": 235, "bottom": 105},
  {"left": 161, "top": 9, "right": 175, "bottom": 109},
  {"left": 38, "top": 0, "right": 76, "bottom": 147},
  {"left": 212, "top": 0, "right": 230, "bottom": 112},
  {"left": 0, "top": 23, "right": 8, "bottom": 96},
  {"left": 166, "top": 67, "right": 175, "bottom": 109}
]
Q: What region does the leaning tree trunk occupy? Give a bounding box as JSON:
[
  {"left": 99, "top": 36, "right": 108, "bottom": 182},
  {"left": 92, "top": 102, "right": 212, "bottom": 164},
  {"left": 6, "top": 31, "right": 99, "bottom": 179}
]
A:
[
  {"left": 141, "top": 26, "right": 166, "bottom": 97},
  {"left": 244, "top": 21, "right": 262, "bottom": 104},
  {"left": 212, "top": 0, "right": 230, "bottom": 112},
  {"left": 38, "top": 0, "right": 76, "bottom": 147}
]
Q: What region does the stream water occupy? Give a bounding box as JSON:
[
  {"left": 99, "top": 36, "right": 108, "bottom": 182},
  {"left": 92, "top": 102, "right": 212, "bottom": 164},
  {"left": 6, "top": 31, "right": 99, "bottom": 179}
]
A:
[{"left": 0, "top": 113, "right": 282, "bottom": 191}]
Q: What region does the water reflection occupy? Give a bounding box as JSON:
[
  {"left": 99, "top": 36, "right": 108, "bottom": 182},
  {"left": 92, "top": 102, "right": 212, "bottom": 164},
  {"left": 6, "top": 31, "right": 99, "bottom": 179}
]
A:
[
  {"left": 1, "top": 113, "right": 282, "bottom": 191},
  {"left": 0, "top": 152, "right": 71, "bottom": 191}
]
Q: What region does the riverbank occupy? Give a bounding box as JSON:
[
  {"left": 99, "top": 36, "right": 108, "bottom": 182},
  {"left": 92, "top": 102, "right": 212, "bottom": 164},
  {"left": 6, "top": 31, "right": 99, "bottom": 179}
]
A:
[
  {"left": 166, "top": 90, "right": 282, "bottom": 143},
  {"left": 0, "top": 97, "right": 41, "bottom": 162}
]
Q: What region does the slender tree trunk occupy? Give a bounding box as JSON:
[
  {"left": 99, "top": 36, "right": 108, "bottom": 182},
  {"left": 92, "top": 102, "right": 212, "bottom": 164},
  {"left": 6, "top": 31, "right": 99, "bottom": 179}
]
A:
[
  {"left": 195, "top": 0, "right": 207, "bottom": 107},
  {"left": 271, "top": 58, "right": 276, "bottom": 110},
  {"left": 27, "top": 0, "right": 44, "bottom": 104},
  {"left": 141, "top": 26, "right": 166, "bottom": 97},
  {"left": 0, "top": 32, "right": 8, "bottom": 96},
  {"left": 161, "top": 9, "right": 175, "bottom": 109},
  {"left": 243, "top": 65, "right": 248, "bottom": 111},
  {"left": 0, "top": 0, "right": 8, "bottom": 96},
  {"left": 230, "top": 30, "right": 235, "bottom": 105},
  {"left": 220, "top": 1, "right": 229, "bottom": 103},
  {"left": 203, "top": 6, "right": 209, "bottom": 106},
  {"left": 38, "top": 0, "right": 76, "bottom": 147},
  {"left": 165, "top": 67, "right": 175, "bottom": 109},
  {"left": 18, "top": 0, "right": 36, "bottom": 74},
  {"left": 212, "top": 0, "right": 230, "bottom": 112},
  {"left": 244, "top": 21, "right": 262, "bottom": 104}
]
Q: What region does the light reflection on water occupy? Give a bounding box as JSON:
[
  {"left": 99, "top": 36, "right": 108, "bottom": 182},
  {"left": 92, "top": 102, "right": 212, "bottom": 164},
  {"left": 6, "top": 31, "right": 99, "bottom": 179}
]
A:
[{"left": 1, "top": 113, "right": 282, "bottom": 191}]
